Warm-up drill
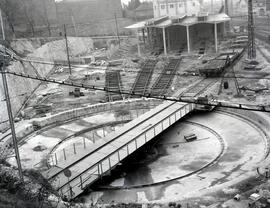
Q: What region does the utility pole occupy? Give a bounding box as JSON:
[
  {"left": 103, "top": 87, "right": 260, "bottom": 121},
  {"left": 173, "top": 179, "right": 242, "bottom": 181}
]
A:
[
  {"left": 0, "top": 9, "right": 24, "bottom": 182},
  {"left": 114, "top": 13, "right": 120, "bottom": 46},
  {"left": 64, "top": 24, "right": 72, "bottom": 75},
  {"left": 247, "top": 0, "right": 256, "bottom": 59}
]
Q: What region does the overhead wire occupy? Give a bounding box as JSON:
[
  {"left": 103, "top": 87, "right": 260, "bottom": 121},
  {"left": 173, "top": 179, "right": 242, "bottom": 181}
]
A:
[
  {"left": 12, "top": 57, "right": 270, "bottom": 82},
  {"left": 2, "top": 70, "right": 270, "bottom": 114}
]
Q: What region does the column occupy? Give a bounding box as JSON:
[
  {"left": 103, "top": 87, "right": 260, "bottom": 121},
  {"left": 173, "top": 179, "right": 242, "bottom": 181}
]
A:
[
  {"left": 186, "top": 25, "right": 190, "bottom": 53},
  {"left": 142, "top": 28, "right": 146, "bottom": 44},
  {"left": 147, "top": 27, "right": 150, "bottom": 44},
  {"left": 167, "top": 29, "right": 171, "bottom": 52},
  {"left": 214, "top": 23, "right": 218, "bottom": 53},
  {"left": 137, "top": 29, "right": 141, "bottom": 56},
  {"left": 162, "top": 27, "right": 167, "bottom": 56}
]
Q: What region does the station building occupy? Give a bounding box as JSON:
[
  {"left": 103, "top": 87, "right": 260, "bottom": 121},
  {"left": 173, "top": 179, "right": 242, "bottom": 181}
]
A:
[{"left": 126, "top": 0, "right": 231, "bottom": 55}]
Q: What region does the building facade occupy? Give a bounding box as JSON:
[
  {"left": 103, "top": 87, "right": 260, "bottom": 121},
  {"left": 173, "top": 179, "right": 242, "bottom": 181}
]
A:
[{"left": 153, "top": 0, "right": 201, "bottom": 17}]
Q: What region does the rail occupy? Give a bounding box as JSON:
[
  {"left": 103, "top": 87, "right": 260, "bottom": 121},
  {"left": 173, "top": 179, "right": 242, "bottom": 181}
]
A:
[
  {"left": 130, "top": 59, "right": 157, "bottom": 98},
  {"left": 105, "top": 70, "right": 123, "bottom": 102},
  {"left": 150, "top": 58, "right": 181, "bottom": 96}
]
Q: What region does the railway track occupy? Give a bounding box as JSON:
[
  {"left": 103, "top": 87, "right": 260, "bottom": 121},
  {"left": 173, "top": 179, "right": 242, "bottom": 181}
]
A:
[
  {"left": 96, "top": 108, "right": 270, "bottom": 190},
  {"left": 130, "top": 59, "right": 157, "bottom": 98},
  {"left": 96, "top": 120, "right": 226, "bottom": 190},
  {"left": 105, "top": 70, "right": 123, "bottom": 102},
  {"left": 216, "top": 110, "right": 270, "bottom": 159},
  {"left": 150, "top": 58, "right": 181, "bottom": 96},
  {"left": 180, "top": 78, "right": 219, "bottom": 98}
]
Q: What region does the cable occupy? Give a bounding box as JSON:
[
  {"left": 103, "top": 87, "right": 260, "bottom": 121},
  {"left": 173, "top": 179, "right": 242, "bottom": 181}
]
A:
[
  {"left": 2, "top": 70, "right": 270, "bottom": 114},
  {"left": 0, "top": 120, "right": 8, "bottom": 124},
  {"left": 6, "top": 30, "right": 270, "bottom": 81},
  {"left": 12, "top": 56, "right": 270, "bottom": 82}
]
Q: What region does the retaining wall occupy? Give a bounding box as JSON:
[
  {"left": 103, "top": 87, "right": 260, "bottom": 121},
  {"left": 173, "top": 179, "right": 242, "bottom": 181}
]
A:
[{"left": 2, "top": 99, "right": 163, "bottom": 150}]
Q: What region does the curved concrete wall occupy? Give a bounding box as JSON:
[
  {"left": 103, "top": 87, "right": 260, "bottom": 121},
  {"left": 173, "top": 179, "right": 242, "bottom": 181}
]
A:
[{"left": 3, "top": 99, "right": 163, "bottom": 150}]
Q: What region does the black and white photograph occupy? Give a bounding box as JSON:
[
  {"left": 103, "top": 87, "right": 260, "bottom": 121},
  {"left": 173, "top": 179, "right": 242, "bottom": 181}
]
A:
[{"left": 1, "top": 0, "right": 270, "bottom": 207}]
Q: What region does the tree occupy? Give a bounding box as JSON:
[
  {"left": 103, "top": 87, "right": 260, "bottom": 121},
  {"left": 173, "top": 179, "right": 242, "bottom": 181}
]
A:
[
  {"left": 0, "top": 0, "right": 20, "bottom": 38},
  {"left": 127, "top": 0, "right": 141, "bottom": 10},
  {"left": 40, "top": 0, "right": 52, "bottom": 36},
  {"left": 20, "top": 0, "right": 36, "bottom": 37}
]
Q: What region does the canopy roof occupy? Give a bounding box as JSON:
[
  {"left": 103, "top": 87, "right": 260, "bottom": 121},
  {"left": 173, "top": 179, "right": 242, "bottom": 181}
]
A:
[{"left": 126, "top": 13, "right": 231, "bottom": 30}]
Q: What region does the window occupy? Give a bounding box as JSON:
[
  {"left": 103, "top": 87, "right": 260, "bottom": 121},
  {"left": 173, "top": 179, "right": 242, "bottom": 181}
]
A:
[
  {"left": 154, "top": 6, "right": 157, "bottom": 10},
  {"left": 193, "top": 2, "right": 196, "bottom": 6},
  {"left": 161, "top": 4, "right": 165, "bottom": 9},
  {"left": 170, "top": 4, "right": 174, "bottom": 8},
  {"left": 179, "top": 3, "right": 182, "bottom": 7}
]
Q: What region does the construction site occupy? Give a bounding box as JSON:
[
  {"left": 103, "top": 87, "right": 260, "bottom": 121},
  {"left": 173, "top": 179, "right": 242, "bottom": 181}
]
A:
[{"left": 2, "top": 0, "right": 270, "bottom": 207}]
